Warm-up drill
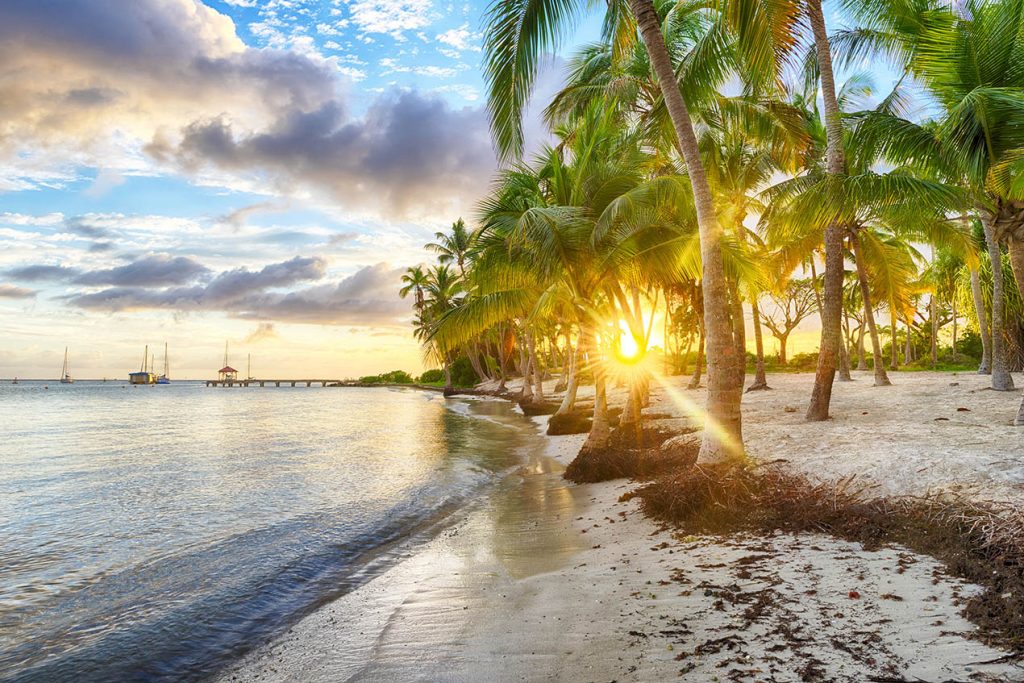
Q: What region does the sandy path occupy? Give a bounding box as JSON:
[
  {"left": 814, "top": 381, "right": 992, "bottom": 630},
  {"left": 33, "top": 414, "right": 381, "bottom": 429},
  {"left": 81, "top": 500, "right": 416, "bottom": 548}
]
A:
[{"left": 218, "top": 375, "right": 1024, "bottom": 681}]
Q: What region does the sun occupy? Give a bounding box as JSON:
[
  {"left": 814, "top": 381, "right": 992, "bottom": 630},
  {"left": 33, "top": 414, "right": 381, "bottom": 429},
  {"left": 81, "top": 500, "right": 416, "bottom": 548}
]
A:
[{"left": 614, "top": 321, "right": 644, "bottom": 365}]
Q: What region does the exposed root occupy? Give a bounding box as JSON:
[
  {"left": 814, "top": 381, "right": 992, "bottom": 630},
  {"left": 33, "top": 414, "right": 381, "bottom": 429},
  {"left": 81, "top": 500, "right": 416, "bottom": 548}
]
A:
[
  {"left": 563, "top": 432, "right": 699, "bottom": 484},
  {"left": 547, "top": 411, "right": 592, "bottom": 436}
]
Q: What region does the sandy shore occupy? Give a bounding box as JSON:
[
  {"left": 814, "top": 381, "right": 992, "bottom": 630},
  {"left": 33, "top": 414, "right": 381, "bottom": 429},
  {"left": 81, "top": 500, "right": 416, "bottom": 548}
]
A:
[{"left": 217, "top": 371, "right": 1024, "bottom": 682}]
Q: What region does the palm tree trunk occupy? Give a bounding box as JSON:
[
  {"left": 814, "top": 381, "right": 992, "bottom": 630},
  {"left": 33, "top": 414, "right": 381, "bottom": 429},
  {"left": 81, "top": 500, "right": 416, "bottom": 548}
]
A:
[
  {"left": 680, "top": 332, "right": 692, "bottom": 376},
  {"left": 983, "top": 219, "right": 1015, "bottom": 390},
  {"left": 778, "top": 333, "right": 788, "bottom": 367},
  {"left": 857, "top": 323, "right": 867, "bottom": 371},
  {"left": 904, "top": 315, "right": 914, "bottom": 365},
  {"left": 851, "top": 233, "right": 891, "bottom": 385},
  {"left": 952, "top": 296, "right": 958, "bottom": 362},
  {"left": 496, "top": 324, "right": 508, "bottom": 391},
  {"left": 527, "top": 331, "right": 544, "bottom": 401},
  {"left": 688, "top": 317, "right": 705, "bottom": 389},
  {"left": 555, "top": 329, "right": 571, "bottom": 392},
  {"left": 1008, "top": 238, "right": 1024, "bottom": 302},
  {"left": 970, "top": 267, "right": 992, "bottom": 374},
  {"left": 729, "top": 281, "right": 746, "bottom": 391},
  {"left": 581, "top": 324, "right": 610, "bottom": 450},
  {"left": 805, "top": 0, "right": 846, "bottom": 422},
  {"left": 555, "top": 343, "right": 579, "bottom": 416},
  {"left": 747, "top": 298, "right": 770, "bottom": 391},
  {"left": 629, "top": 0, "right": 742, "bottom": 461},
  {"left": 890, "top": 306, "right": 899, "bottom": 370},
  {"left": 838, "top": 324, "right": 853, "bottom": 381}
]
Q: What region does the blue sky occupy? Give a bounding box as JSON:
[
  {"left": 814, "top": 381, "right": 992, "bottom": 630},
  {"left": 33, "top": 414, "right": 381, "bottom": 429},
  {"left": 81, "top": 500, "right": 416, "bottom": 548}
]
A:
[{"left": 0, "top": 0, "right": 887, "bottom": 379}]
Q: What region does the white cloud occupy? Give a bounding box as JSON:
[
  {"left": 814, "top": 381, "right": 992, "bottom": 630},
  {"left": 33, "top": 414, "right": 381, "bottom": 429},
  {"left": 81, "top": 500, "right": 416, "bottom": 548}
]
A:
[
  {"left": 435, "top": 23, "right": 479, "bottom": 52},
  {"left": 342, "top": 0, "right": 434, "bottom": 40}
]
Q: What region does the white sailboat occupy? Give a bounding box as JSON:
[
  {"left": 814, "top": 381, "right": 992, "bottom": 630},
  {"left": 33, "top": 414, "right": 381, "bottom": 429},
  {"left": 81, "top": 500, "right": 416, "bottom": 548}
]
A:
[{"left": 59, "top": 347, "right": 74, "bottom": 384}]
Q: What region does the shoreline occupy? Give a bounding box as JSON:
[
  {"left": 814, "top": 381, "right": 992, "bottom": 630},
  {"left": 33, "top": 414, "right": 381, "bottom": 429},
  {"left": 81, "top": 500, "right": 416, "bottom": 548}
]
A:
[{"left": 218, "top": 371, "right": 1024, "bottom": 682}]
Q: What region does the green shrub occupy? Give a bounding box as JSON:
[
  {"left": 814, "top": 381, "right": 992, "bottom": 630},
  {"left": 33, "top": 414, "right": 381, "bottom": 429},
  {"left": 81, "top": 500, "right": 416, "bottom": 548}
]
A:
[
  {"left": 450, "top": 356, "right": 479, "bottom": 387},
  {"left": 419, "top": 368, "right": 445, "bottom": 383},
  {"left": 359, "top": 370, "right": 414, "bottom": 384}
]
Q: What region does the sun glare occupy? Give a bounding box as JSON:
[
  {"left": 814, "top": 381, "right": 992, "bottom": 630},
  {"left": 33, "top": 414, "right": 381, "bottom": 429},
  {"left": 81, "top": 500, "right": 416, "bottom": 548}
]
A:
[{"left": 615, "top": 322, "right": 643, "bottom": 364}]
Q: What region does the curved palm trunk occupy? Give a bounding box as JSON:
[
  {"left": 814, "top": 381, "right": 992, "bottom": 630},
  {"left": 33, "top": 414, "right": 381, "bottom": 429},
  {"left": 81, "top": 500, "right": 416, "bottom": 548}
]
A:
[
  {"left": 983, "top": 220, "right": 1015, "bottom": 390},
  {"left": 851, "top": 233, "right": 891, "bottom": 386},
  {"left": 970, "top": 267, "right": 993, "bottom": 374},
  {"left": 527, "top": 331, "right": 545, "bottom": 400},
  {"left": 747, "top": 299, "right": 770, "bottom": 391},
  {"left": 630, "top": 0, "right": 742, "bottom": 461},
  {"left": 856, "top": 324, "right": 867, "bottom": 371},
  {"left": 805, "top": 0, "right": 846, "bottom": 422},
  {"left": 581, "top": 324, "right": 610, "bottom": 450},
  {"left": 555, "top": 343, "right": 579, "bottom": 416},
  {"left": 838, "top": 327, "right": 853, "bottom": 382}
]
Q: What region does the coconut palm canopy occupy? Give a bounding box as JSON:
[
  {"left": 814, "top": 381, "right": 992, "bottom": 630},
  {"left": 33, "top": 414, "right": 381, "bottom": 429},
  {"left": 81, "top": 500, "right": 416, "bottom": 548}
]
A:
[{"left": 401, "top": 0, "right": 1024, "bottom": 459}]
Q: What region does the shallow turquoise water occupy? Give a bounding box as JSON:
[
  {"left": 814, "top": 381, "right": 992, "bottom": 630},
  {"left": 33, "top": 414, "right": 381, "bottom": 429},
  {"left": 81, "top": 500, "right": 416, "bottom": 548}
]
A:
[{"left": 0, "top": 382, "right": 533, "bottom": 681}]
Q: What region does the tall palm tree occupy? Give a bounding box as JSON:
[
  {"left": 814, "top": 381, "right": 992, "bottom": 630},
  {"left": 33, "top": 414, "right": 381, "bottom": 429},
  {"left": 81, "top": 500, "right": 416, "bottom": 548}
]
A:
[
  {"left": 426, "top": 218, "right": 475, "bottom": 276},
  {"left": 399, "top": 265, "right": 429, "bottom": 311}
]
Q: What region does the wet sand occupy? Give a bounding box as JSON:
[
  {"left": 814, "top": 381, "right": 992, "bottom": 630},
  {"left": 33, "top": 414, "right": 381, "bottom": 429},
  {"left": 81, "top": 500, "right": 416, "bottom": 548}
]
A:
[{"left": 216, "top": 382, "right": 1024, "bottom": 681}]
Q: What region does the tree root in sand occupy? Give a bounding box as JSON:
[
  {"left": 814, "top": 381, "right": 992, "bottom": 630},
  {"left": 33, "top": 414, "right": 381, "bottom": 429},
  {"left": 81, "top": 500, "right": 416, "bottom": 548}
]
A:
[
  {"left": 546, "top": 411, "right": 592, "bottom": 435},
  {"left": 563, "top": 428, "right": 698, "bottom": 484},
  {"left": 625, "top": 461, "right": 1024, "bottom": 655}
]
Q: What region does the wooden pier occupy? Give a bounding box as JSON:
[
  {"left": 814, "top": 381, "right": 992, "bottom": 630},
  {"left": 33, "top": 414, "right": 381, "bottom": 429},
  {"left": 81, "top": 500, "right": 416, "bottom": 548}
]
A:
[{"left": 205, "top": 379, "right": 344, "bottom": 387}]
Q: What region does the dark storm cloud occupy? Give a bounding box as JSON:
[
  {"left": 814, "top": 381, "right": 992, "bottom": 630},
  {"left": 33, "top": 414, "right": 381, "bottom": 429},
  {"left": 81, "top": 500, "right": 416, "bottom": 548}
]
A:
[
  {"left": 69, "top": 260, "right": 406, "bottom": 326},
  {"left": 0, "top": 284, "right": 36, "bottom": 299},
  {"left": 73, "top": 254, "right": 210, "bottom": 287},
  {"left": 4, "top": 265, "right": 80, "bottom": 282},
  {"left": 70, "top": 256, "right": 327, "bottom": 312}
]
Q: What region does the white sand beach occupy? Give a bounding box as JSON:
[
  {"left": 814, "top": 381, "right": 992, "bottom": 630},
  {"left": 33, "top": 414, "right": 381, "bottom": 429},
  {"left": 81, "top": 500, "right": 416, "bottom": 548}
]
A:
[{"left": 217, "top": 372, "right": 1024, "bottom": 682}]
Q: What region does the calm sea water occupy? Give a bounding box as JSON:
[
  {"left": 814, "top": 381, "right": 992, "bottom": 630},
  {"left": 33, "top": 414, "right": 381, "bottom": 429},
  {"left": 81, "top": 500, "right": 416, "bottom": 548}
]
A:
[{"left": 0, "top": 381, "right": 536, "bottom": 681}]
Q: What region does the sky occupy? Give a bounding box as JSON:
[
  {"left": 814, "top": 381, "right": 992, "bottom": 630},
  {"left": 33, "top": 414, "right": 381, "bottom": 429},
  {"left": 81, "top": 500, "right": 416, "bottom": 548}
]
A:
[{"left": 0, "top": 0, "right": 876, "bottom": 380}]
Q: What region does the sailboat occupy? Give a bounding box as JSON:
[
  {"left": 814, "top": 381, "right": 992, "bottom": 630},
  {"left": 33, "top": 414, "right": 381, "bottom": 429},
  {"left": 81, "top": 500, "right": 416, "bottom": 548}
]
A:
[
  {"left": 156, "top": 343, "right": 171, "bottom": 384},
  {"left": 128, "top": 345, "right": 157, "bottom": 384},
  {"left": 60, "top": 347, "right": 74, "bottom": 384}
]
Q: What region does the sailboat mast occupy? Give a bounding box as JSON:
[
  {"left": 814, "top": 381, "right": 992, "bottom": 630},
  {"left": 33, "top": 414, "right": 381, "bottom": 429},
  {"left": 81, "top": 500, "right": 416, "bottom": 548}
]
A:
[
  {"left": 62, "top": 347, "right": 68, "bottom": 376},
  {"left": 142, "top": 344, "right": 148, "bottom": 372},
  {"left": 164, "top": 342, "right": 169, "bottom": 377}
]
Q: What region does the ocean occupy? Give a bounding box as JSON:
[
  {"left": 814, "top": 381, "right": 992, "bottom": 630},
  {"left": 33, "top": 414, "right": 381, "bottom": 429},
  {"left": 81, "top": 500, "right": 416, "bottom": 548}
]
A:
[{"left": 0, "top": 381, "right": 538, "bottom": 681}]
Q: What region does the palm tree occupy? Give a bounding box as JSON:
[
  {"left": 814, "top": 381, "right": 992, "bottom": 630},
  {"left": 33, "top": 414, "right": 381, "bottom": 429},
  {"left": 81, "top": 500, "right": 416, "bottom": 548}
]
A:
[
  {"left": 426, "top": 218, "right": 475, "bottom": 276},
  {"left": 399, "top": 265, "right": 429, "bottom": 312},
  {"left": 842, "top": 0, "right": 1024, "bottom": 392},
  {"left": 481, "top": 0, "right": 801, "bottom": 462}
]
